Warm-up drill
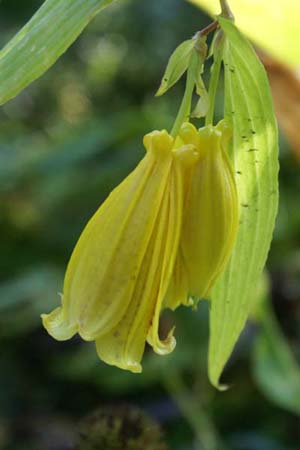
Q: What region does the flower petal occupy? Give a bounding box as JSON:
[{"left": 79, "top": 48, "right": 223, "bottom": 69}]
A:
[
  {"left": 41, "top": 306, "right": 77, "bottom": 341},
  {"left": 180, "top": 122, "right": 239, "bottom": 300},
  {"left": 163, "top": 250, "right": 192, "bottom": 311},
  {"left": 43, "top": 139, "right": 173, "bottom": 341},
  {"left": 96, "top": 143, "right": 195, "bottom": 369},
  {"left": 146, "top": 152, "right": 186, "bottom": 355},
  {"left": 95, "top": 176, "right": 174, "bottom": 372}
]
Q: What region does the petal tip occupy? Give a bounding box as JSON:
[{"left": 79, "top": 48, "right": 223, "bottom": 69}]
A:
[{"left": 41, "top": 307, "right": 77, "bottom": 341}]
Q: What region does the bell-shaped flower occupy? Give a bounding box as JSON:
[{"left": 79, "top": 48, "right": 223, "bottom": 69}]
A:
[
  {"left": 177, "top": 120, "right": 239, "bottom": 300},
  {"left": 42, "top": 128, "right": 199, "bottom": 373}
]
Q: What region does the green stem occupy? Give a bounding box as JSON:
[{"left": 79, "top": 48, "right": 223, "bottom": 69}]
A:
[
  {"left": 204, "top": 40, "right": 224, "bottom": 126},
  {"left": 171, "top": 53, "right": 197, "bottom": 137},
  {"left": 163, "top": 370, "right": 221, "bottom": 450},
  {"left": 219, "top": 0, "right": 234, "bottom": 20}
]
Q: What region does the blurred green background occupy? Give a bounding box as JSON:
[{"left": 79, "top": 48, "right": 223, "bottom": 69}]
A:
[{"left": 0, "top": 1, "right": 300, "bottom": 449}]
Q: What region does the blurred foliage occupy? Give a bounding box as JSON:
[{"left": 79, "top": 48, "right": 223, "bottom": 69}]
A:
[
  {"left": 252, "top": 292, "right": 300, "bottom": 416},
  {"left": 0, "top": 0, "right": 118, "bottom": 105},
  {"left": 259, "top": 53, "right": 300, "bottom": 160},
  {"left": 189, "top": 0, "right": 300, "bottom": 67},
  {"left": 0, "top": 1, "right": 300, "bottom": 450},
  {"left": 77, "top": 405, "right": 167, "bottom": 450}
]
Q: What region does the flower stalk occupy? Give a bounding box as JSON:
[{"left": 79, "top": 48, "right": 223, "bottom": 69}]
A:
[
  {"left": 171, "top": 52, "right": 197, "bottom": 137},
  {"left": 219, "top": 0, "right": 234, "bottom": 20},
  {"left": 162, "top": 369, "right": 222, "bottom": 450},
  {"left": 205, "top": 36, "right": 224, "bottom": 126}
]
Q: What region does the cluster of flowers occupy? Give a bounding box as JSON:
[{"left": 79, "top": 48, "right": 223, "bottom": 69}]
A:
[{"left": 42, "top": 120, "right": 238, "bottom": 373}]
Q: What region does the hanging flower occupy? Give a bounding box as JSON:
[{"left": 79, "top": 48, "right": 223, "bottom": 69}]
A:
[
  {"left": 42, "top": 127, "right": 199, "bottom": 373},
  {"left": 42, "top": 120, "right": 238, "bottom": 372},
  {"left": 178, "top": 120, "right": 239, "bottom": 301}
]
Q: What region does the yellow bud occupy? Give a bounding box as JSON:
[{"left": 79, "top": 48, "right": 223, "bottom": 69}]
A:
[{"left": 179, "top": 120, "right": 239, "bottom": 300}]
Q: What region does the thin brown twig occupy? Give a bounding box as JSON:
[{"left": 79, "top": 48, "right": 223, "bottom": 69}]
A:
[{"left": 198, "top": 20, "right": 219, "bottom": 37}]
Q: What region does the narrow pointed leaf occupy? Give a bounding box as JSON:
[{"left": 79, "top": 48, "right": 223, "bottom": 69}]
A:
[
  {"left": 209, "top": 17, "right": 279, "bottom": 387},
  {"left": 0, "top": 0, "right": 116, "bottom": 105},
  {"left": 191, "top": 51, "right": 209, "bottom": 118},
  {"left": 156, "top": 39, "right": 195, "bottom": 97}
]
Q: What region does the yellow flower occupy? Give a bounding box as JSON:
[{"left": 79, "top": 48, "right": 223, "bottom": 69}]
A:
[
  {"left": 42, "top": 120, "right": 238, "bottom": 373},
  {"left": 178, "top": 120, "right": 239, "bottom": 300},
  {"left": 42, "top": 128, "right": 199, "bottom": 373}
]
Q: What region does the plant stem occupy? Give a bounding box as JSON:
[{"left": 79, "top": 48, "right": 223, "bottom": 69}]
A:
[
  {"left": 163, "top": 370, "right": 221, "bottom": 450},
  {"left": 171, "top": 56, "right": 196, "bottom": 137},
  {"left": 219, "top": 0, "right": 234, "bottom": 20},
  {"left": 204, "top": 39, "right": 224, "bottom": 126},
  {"left": 198, "top": 20, "right": 219, "bottom": 38},
  {"left": 171, "top": 20, "right": 221, "bottom": 135}
]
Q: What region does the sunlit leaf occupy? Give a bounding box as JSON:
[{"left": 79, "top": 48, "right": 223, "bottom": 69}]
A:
[
  {"left": 188, "top": 0, "right": 300, "bottom": 67},
  {"left": 191, "top": 52, "right": 209, "bottom": 118},
  {"left": 209, "top": 17, "right": 279, "bottom": 387},
  {"left": 0, "top": 0, "right": 117, "bottom": 105},
  {"left": 260, "top": 52, "right": 300, "bottom": 160}
]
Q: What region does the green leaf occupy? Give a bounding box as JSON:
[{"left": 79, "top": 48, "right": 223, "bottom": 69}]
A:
[
  {"left": 191, "top": 49, "right": 209, "bottom": 118},
  {"left": 0, "top": 0, "right": 116, "bottom": 105},
  {"left": 191, "top": 91, "right": 209, "bottom": 118},
  {"left": 156, "top": 39, "right": 195, "bottom": 97},
  {"left": 252, "top": 298, "right": 300, "bottom": 416},
  {"left": 170, "top": 49, "right": 198, "bottom": 137},
  {"left": 208, "top": 17, "right": 279, "bottom": 388}
]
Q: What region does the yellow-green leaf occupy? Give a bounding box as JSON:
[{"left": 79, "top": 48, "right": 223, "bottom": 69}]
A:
[
  {"left": 188, "top": 0, "right": 300, "bottom": 67},
  {"left": 0, "top": 0, "right": 116, "bottom": 105},
  {"left": 209, "top": 17, "right": 279, "bottom": 388},
  {"left": 156, "top": 39, "right": 195, "bottom": 97}
]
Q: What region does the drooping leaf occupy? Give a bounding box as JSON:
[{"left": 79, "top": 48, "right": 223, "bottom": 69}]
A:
[
  {"left": 188, "top": 0, "right": 300, "bottom": 67},
  {"left": 0, "top": 0, "right": 117, "bottom": 105},
  {"left": 170, "top": 49, "right": 199, "bottom": 136},
  {"left": 252, "top": 297, "right": 300, "bottom": 416},
  {"left": 209, "top": 17, "right": 279, "bottom": 387},
  {"left": 191, "top": 51, "right": 209, "bottom": 118},
  {"left": 191, "top": 91, "right": 209, "bottom": 118},
  {"left": 156, "top": 39, "right": 196, "bottom": 97}
]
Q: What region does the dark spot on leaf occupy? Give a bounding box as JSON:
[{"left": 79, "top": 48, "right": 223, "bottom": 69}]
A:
[
  {"left": 236, "top": 171, "right": 242, "bottom": 175},
  {"left": 247, "top": 148, "right": 259, "bottom": 152},
  {"left": 241, "top": 203, "right": 249, "bottom": 208}
]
